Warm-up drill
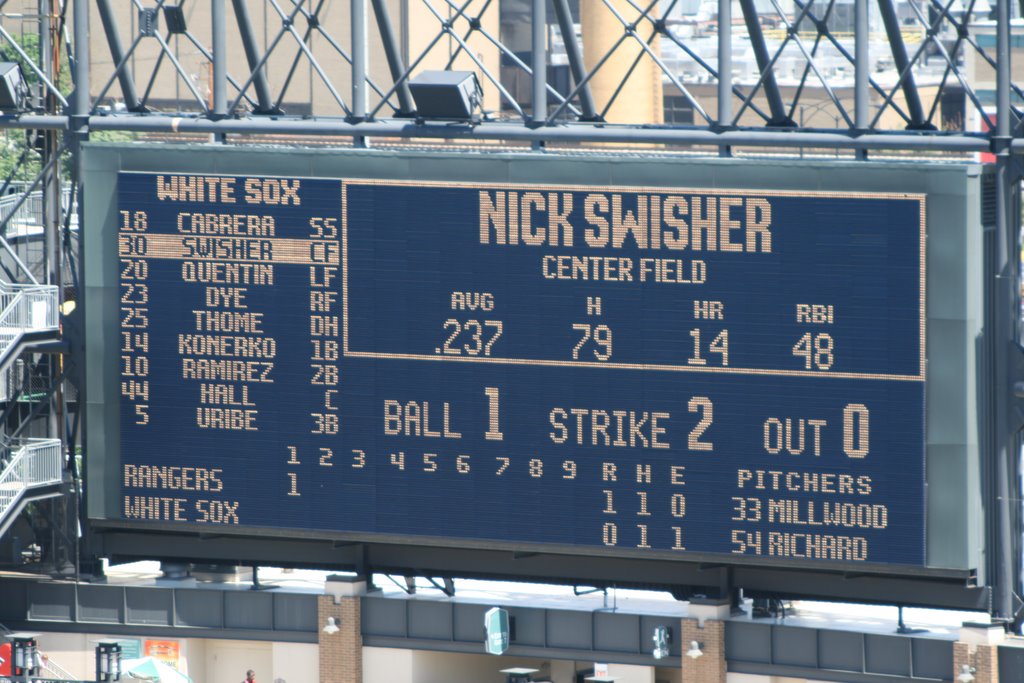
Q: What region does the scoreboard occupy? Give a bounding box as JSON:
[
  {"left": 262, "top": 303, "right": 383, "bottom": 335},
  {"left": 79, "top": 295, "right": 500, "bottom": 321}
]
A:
[{"left": 109, "top": 168, "right": 929, "bottom": 567}]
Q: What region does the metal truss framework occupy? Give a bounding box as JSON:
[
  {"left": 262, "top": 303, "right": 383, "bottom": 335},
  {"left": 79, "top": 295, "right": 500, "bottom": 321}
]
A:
[{"left": 0, "top": 0, "right": 1022, "bottom": 627}]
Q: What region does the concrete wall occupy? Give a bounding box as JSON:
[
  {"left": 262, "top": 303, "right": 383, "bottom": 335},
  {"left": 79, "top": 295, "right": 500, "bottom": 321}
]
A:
[
  {"left": 365, "top": 648, "right": 557, "bottom": 683},
  {"left": 364, "top": 647, "right": 667, "bottom": 683},
  {"left": 362, "top": 646, "right": 665, "bottom": 683},
  {"left": 605, "top": 663, "right": 656, "bottom": 683},
  {"left": 274, "top": 641, "right": 319, "bottom": 683},
  {"left": 202, "top": 638, "right": 273, "bottom": 683}
]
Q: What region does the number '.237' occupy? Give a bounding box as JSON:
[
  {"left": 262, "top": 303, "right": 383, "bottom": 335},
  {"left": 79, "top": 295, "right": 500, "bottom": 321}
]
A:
[{"left": 442, "top": 319, "right": 502, "bottom": 356}]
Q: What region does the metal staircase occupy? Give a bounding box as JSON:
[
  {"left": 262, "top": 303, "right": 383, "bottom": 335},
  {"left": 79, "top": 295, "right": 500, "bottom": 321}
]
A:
[
  {"left": 0, "top": 281, "right": 62, "bottom": 537},
  {"left": 0, "top": 283, "right": 58, "bottom": 365},
  {"left": 0, "top": 439, "right": 63, "bottom": 537},
  {"left": 40, "top": 653, "right": 77, "bottom": 682}
]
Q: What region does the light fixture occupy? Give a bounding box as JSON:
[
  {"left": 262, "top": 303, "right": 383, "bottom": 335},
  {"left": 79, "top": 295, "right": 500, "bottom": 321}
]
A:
[
  {"left": 408, "top": 71, "right": 482, "bottom": 121},
  {"left": 652, "top": 626, "right": 671, "bottom": 660},
  {"left": 322, "top": 616, "right": 340, "bottom": 634},
  {"left": 0, "top": 62, "right": 27, "bottom": 112},
  {"left": 685, "top": 640, "right": 704, "bottom": 660},
  {"left": 957, "top": 664, "right": 976, "bottom": 683},
  {"left": 95, "top": 639, "right": 122, "bottom": 682},
  {"left": 9, "top": 633, "right": 39, "bottom": 679}
]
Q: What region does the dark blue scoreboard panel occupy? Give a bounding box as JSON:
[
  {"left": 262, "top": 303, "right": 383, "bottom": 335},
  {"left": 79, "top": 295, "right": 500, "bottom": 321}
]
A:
[{"left": 117, "top": 172, "right": 926, "bottom": 566}]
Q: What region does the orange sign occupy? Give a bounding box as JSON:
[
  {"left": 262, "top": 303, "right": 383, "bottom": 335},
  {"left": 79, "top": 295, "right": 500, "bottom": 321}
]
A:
[{"left": 144, "top": 639, "right": 180, "bottom": 667}]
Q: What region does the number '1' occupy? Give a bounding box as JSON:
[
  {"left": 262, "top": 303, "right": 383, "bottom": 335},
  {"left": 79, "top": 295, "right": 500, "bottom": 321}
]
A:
[{"left": 485, "top": 387, "right": 503, "bottom": 441}]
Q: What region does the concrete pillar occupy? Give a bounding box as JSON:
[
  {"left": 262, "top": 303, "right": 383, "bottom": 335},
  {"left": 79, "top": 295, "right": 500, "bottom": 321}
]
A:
[
  {"left": 319, "top": 576, "right": 367, "bottom": 683},
  {"left": 953, "top": 622, "right": 1004, "bottom": 683},
  {"left": 580, "top": 0, "right": 663, "bottom": 124},
  {"left": 681, "top": 600, "right": 728, "bottom": 683}
]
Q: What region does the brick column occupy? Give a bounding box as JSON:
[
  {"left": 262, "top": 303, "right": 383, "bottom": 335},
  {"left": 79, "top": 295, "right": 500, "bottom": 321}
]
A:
[
  {"left": 953, "top": 643, "right": 998, "bottom": 683},
  {"left": 681, "top": 600, "right": 729, "bottom": 683},
  {"left": 319, "top": 576, "right": 366, "bottom": 683},
  {"left": 954, "top": 622, "right": 1004, "bottom": 683}
]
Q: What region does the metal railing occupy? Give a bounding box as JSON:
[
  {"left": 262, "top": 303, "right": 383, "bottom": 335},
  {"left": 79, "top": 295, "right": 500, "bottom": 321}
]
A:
[
  {"left": 40, "top": 651, "right": 77, "bottom": 681},
  {"left": 0, "top": 190, "right": 75, "bottom": 236},
  {"left": 0, "top": 281, "right": 58, "bottom": 359},
  {"left": 0, "top": 284, "right": 60, "bottom": 407},
  {"left": 0, "top": 438, "right": 63, "bottom": 526},
  {"left": 0, "top": 191, "right": 42, "bottom": 233}
]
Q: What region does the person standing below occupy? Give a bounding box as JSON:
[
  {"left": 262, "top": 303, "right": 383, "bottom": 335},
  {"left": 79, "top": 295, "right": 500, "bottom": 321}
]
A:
[{"left": 242, "top": 669, "right": 256, "bottom": 683}]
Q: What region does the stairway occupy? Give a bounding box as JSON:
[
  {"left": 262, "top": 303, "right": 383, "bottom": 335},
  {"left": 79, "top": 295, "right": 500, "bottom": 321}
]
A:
[
  {"left": 0, "top": 439, "right": 64, "bottom": 537},
  {"left": 0, "top": 281, "right": 61, "bottom": 536},
  {"left": 0, "top": 282, "right": 58, "bottom": 368}
]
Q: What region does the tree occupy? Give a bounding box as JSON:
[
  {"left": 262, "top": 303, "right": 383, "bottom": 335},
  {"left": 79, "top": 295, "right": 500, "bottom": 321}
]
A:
[{"left": 0, "top": 28, "right": 72, "bottom": 188}]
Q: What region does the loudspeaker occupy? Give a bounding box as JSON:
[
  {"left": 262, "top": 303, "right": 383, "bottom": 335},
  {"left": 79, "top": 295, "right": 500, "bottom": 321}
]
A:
[
  {"left": 0, "top": 62, "right": 27, "bottom": 111},
  {"left": 408, "top": 70, "right": 482, "bottom": 120}
]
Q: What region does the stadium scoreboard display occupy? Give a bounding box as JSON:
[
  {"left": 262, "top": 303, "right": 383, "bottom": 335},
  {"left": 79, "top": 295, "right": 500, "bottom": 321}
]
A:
[
  {"left": 84, "top": 146, "right": 987, "bottom": 589},
  {"left": 109, "top": 169, "right": 927, "bottom": 565}
]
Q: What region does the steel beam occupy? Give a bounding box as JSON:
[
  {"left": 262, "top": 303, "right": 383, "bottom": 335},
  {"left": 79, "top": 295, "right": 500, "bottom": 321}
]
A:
[
  {"left": 532, "top": 0, "right": 546, "bottom": 125},
  {"left": 95, "top": 0, "right": 142, "bottom": 112},
  {"left": 369, "top": 0, "right": 416, "bottom": 116},
  {"left": 552, "top": 0, "right": 597, "bottom": 121},
  {"left": 718, "top": 0, "right": 733, "bottom": 156},
  {"left": 90, "top": 525, "right": 987, "bottom": 611},
  {"left": 231, "top": 0, "right": 277, "bottom": 114},
  {"left": 876, "top": 0, "right": 932, "bottom": 130},
  {"left": 0, "top": 115, "right": 69, "bottom": 130},
  {"left": 72, "top": 0, "right": 89, "bottom": 125},
  {"left": 39, "top": 0, "right": 59, "bottom": 287},
  {"left": 854, "top": 0, "right": 869, "bottom": 158},
  {"left": 718, "top": 0, "right": 732, "bottom": 129},
  {"left": 855, "top": 0, "right": 869, "bottom": 129},
  {"left": 992, "top": 0, "right": 1017, "bottom": 626},
  {"left": 0, "top": 110, "right": 1007, "bottom": 154},
  {"left": 352, "top": 0, "right": 368, "bottom": 121},
  {"left": 212, "top": 0, "right": 227, "bottom": 118},
  {"left": 737, "top": 0, "right": 793, "bottom": 126},
  {"left": 86, "top": 115, "right": 998, "bottom": 152}
]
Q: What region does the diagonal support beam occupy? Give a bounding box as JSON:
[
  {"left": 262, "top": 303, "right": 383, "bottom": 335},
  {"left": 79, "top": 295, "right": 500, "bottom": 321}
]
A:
[
  {"left": 552, "top": 0, "right": 599, "bottom": 121},
  {"left": 232, "top": 0, "right": 279, "bottom": 114},
  {"left": 95, "top": 0, "right": 143, "bottom": 112},
  {"left": 876, "top": 0, "right": 934, "bottom": 130},
  {"left": 370, "top": 0, "right": 416, "bottom": 116},
  {"left": 737, "top": 0, "right": 794, "bottom": 126}
]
